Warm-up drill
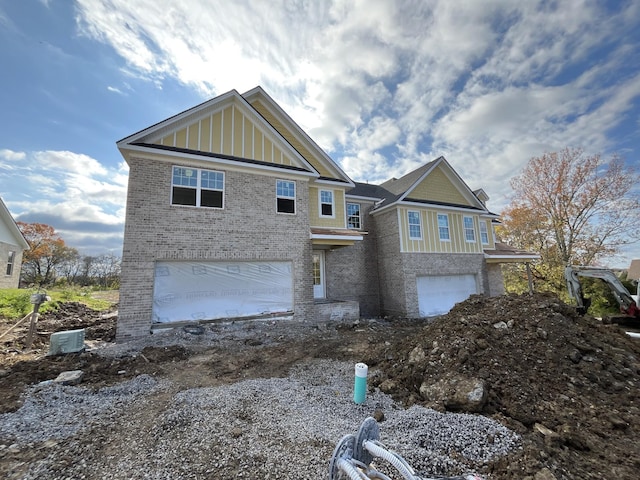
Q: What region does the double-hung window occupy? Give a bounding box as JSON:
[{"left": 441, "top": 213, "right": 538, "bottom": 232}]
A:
[
  {"left": 347, "top": 203, "right": 361, "bottom": 229},
  {"left": 480, "top": 221, "right": 489, "bottom": 245},
  {"left": 437, "top": 213, "right": 450, "bottom": 241},
  {"left": 276, "top": 180, "right": 296, "bottom": 214},
  {"left": 463, "top": 216, "right": 476, "bottom": 242},
  {"left": 172, "top": 166, "right": 224, "bottom": 208},
  {"left": 408, "top": 211, "right": 422, "bottom": 239},
  {"left": 6, "top": 251, "right": 15, "bottom": 276},
  {"left": 319, "top": 190, "right": 334, "bottom": 217}
]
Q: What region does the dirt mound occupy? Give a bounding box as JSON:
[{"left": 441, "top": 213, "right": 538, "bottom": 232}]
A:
[
  {"left": 370, "top": 293, "right": 640, "bottom": 478},
  {"left": 36, "top": 301, "right": 118, "bottom": 343},
  {"left": 2, "top": 294, "right": 640, "bottom": 478}
]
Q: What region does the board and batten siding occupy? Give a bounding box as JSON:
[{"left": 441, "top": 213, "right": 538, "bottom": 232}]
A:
[
  {"left": 155, "top": 104, "right": 294, "bottom": 167},
  {"left": 409, "top": 166, "right": 472, "bottom": 206},
  {"left": 397, "top": 207, "right": 493, "bottom": 253},
  {"left": 249, "top": 100, "right": 335, "bottom": 178},
  {"left": 309, "top": 186, "right": 347, "bottom": 228}
]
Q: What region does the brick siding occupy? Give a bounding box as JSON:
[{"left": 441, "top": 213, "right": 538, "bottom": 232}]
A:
[
  {"left": 324, "top": 200, "right": 381, "bottom": 317},
  {"left": 117, "top": 157, "right": 313, "bottom": 340}
]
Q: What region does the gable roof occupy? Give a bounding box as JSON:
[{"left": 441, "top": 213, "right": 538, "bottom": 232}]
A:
[
  {"left": 0, "top": 197, "right": 29, "bottom": 250},
  {"left": 349, "top": 156, "right": 496, "bottom": 216},
  {"left": 380, "top": 159, "right": 438, "bottom": 195},
  {"left": 242, "top": 87, "right": 353, "bottom": 186},
  {"left": 117, "top": 86, "right": 354, "bottom": 186}
]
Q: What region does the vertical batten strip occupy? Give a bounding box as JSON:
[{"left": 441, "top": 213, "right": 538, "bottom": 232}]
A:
[
  {"left": 231, "top": 106, "right": 235, "bottom": 156},
  {"left": 220, "top": 109, "right": 225, "bottom": 153}
]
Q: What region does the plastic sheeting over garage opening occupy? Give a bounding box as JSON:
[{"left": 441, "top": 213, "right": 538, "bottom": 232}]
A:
[
  {"left": 417, "top": 274, "right": 478, "bottom": 317},
  {"left": 152, "top": 261, "right": 294, "bottom": 323}
]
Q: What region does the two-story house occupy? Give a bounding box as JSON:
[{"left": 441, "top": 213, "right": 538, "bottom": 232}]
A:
[{"left": 116, "top": 87, "right": 537, "bottom": 340}]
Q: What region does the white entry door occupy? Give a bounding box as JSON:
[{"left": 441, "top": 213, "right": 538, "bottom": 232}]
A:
[{"left": 312, "top": 250, "right": 326, "bottom": 298}]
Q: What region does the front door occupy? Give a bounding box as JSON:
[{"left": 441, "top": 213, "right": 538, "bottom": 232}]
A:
[{"left": 312, "top": 250, "right": 325, "bottom": 299}]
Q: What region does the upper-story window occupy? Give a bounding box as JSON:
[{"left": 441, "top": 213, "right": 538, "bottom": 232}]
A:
[
  {"left": 463, "top": 216, "right": 476, "bottom": 242},
  {"left": 480, "top": 220, "right": 489, "bottom": 245},
  {"left": 172, "top": 166, "right": 224, "bottom": 208},
  {"left": 319, "top": 190, "right": 334, "bottom": 218},
  {"left": 347, "top": 203, "right": 361, "bottom": 229},
  {"left": 437, "top": 213, "right": 450, "bottom": 241},
  {"left": 276, "top": 179, "right": 296, "bottom": 214},
  {"left": 6, "top": 251, "right": 15, "bottom": 276},
  {"left": 408, "top": 211, "right": 422, "bottom": 239}
]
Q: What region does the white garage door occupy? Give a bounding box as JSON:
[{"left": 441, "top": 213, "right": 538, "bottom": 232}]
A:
[
  {"left": 417, "top": 274, "right": 477, "bottom": 317},
  {"left": 152, "top": 261, "right": 293, "bottom": 323}
]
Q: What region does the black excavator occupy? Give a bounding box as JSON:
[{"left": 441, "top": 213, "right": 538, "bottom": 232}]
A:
[{"left": 565, "top": 266, "right": 640, "bottom": 324}]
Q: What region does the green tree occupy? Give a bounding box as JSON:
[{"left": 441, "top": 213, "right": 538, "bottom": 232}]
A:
[
  {"left": 499, "top": 148, "right": 640, "bottom": 295},
  {"left": 18, "top": 222, "right": 79, "bottom": 286}
]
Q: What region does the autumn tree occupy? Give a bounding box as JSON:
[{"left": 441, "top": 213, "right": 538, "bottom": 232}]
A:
[
  {"left": 18, "top": 222, "right": 78, "bottom": 286},
  {"left": 499, "top": 147, "right": 640, "bottom": 294}
]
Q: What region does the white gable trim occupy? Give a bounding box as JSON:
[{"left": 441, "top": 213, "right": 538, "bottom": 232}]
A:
[
  {"left": 242, "top": 87, "right": 354, "bottom": 187},
  {"left": 0, "top": 198, "right": 29, "bottom": 250}
]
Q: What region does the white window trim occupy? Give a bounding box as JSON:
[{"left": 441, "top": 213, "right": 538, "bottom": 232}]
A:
[
  {"left": 171, "top": 166, "right": 225, "bottom": 209},
  {"left": 319, "top": 189, "right": 335, "bottom": 219},
  {"left": 408, "top": 210, "right": 422, "bottom": 240},
  {"left": 463, "top": 216, "right": 476, "bottom": 243},
  {"left": 6, "top": 251, "right": 15, "bottom": 276},
  {"left": 276, "top": 179, "right": 296, "bottom": 215},
  {"left": 480, "top": 221, "right": 489, "bottom": 245},
  {"left": 437, "top": 213, "right": 450, "bottom": 242},
  {"left": 346, "top": 202, "right": 361, "bottom": 229}
]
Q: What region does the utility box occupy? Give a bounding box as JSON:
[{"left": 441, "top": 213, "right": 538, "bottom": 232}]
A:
[{"left": 49, "top": 329, "right": 86, "bottom": 355}]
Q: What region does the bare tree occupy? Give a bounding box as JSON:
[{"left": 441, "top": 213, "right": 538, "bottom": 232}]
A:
[{"left": 501, "top": 148, "right": 640, "bottom": 266}]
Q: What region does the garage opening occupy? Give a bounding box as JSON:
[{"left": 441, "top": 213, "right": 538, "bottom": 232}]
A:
[
  {"left": 417, "top": 274, "right": 478, "bottom": 317},
  {"left": 152, "top": 261, "right": 293, "bottom": 323}
]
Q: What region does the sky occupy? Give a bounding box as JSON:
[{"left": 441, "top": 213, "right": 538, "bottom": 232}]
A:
[{"left": 0, "top": 0, "right": 639, "bottom": 267}]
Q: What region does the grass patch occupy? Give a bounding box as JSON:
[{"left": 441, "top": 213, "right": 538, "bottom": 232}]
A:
[{"left": 0, "top": 288, "right": 116, "bottom": 320}]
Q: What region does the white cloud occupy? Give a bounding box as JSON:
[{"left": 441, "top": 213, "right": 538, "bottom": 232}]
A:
[
  {"left": 1, "top": 150, "right": 127, "bottom": 253},
  {"left": 72, "top": 0, "right": 640, "bottom": 250},
  {"left": 0, "top": 148, "right": 27, "bottom": 163},
  {"left": 32, "top": 150, "right": 108, "bottom": 176}
]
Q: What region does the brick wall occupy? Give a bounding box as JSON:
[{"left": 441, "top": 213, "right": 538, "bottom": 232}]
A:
[
  {"left": 117, "top": 157, "right": 313, "bottom": 340},
  {"left": 324, "top": 200, "right": 381, "bottom": 317},
  {"left": 373, "top": 209, "right": 408, "bottom": 317},
  {"left": 399, "top": 252, "right": 487, "bottom": 317},
  {"left": 372, "top": 208, "right": 493, "bottom": 318},
  {"left": 486, "top": 263, "right": 506, "bottom": 296}
]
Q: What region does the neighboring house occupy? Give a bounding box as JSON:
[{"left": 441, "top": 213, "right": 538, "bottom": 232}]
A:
[
  {"left": 0, "top": 197, "right": 29, "bottom": 289},
  {"left": 627, "top": 259, "right": 640, "bottom": 283},
  {"left": 116, "top": 87, "right": 537, "bottom": 340}
]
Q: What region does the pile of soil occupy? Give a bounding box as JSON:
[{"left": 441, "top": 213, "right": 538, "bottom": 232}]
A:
[
  {"left": 369, "top": 293, "right": 640, "bottom": 478},
  {"left": 1, "top": 293, "right": 639, "bottom": 479}
]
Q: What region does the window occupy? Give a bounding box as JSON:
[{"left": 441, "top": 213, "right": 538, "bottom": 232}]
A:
[
  {"left": 347, "top": 203, "right": 361, "bottom": 229},
  {"left": 172, "top": 166, "right": 224, "bottom": 208},
  {"left": 408, "top": 211, "right": 422, "bottom": 239},
  {"left": 480, "top": 221, "right": 489, "bottom": 245},
  {"left": 463, "top": 216, "right": 476, "bottom": 242},
  {"left": 277, "top": 180, "right": 296, "bottom": 214},
  {"left": 6, "top": 251, "right": 15, "bottom": 276},
  {"left": 319, "top": 190, "right": 334, "bottom": 217},
  {"left": 437, "top": 214, "right": 450, "bottom": 241}
]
